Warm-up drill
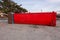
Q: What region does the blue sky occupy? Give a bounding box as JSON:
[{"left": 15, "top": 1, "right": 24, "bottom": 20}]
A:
[{"left": 12, "top": 0, "right": 60, "bottom": 12}]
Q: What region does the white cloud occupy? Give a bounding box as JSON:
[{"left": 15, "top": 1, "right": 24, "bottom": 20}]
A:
[
  {"left": 13, "top": 0, "right": 60, "bottom": 12},
  {"left": 46, "top": 0, "right": 60, "bottom": 3}
]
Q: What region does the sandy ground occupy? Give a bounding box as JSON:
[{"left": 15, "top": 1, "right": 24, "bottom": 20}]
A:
[{"left": 0, "top": 20, "right": 60, "bottom": 40}]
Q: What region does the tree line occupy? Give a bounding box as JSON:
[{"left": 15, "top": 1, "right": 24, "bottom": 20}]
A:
[{"left": 0, "top": 0, "right": 28, "bottom": 14}]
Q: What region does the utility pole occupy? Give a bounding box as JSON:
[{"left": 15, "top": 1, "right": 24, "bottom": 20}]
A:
[{"left": 41, "top": 9, "right": 43, "bottom": 12}]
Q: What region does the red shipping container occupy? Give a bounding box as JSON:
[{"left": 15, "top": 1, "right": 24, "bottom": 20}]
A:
[{"left": 14, "top": 12, "right": 56, "bottom": 26}]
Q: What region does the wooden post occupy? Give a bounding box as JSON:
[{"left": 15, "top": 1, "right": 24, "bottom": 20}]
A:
[{"left": 8, "top": 12, "right": 12, "bottom": 24}]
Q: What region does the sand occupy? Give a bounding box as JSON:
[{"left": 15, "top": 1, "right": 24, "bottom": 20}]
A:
[{"left": 0, "top": 20, "right": 60, "bottom": 40}]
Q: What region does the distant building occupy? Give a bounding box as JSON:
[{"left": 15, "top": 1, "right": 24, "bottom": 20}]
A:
[
  {"left": 57, "top": 12, "right": 60, "bottom": 14},
  {"left": 0, "top": 11, "right": 4, "bottom": 17}
]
